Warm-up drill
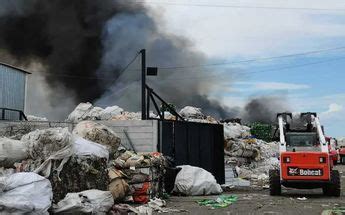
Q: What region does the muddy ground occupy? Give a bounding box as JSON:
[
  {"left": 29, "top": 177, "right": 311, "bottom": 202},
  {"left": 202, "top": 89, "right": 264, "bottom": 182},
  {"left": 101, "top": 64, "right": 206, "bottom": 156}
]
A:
[{"left": 163, "top": 165, "right": 345, "bottom": 215}]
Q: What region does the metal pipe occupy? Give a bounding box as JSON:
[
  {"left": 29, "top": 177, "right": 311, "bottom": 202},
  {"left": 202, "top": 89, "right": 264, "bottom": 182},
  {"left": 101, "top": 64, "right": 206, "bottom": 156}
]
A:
[
  {"left": 313, "top": 116, "right": 328, "bottom": 152},
  {"left": 278, "top": 116, "right": 286, "bottom": 152},
  {"left": 141, "top": 49, "right": 146, "bottom": 120}
]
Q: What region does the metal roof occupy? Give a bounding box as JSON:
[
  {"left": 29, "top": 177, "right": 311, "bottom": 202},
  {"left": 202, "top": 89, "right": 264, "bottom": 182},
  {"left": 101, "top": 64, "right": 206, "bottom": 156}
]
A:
[{"left": 0, "top": 62, "right": 31, "bottom": 74}]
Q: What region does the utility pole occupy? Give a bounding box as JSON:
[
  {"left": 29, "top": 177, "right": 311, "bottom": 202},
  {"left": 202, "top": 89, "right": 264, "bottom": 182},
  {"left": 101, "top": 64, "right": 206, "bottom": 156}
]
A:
[{"left": 140, "top": 49, "right": 146, "bottom": 120}]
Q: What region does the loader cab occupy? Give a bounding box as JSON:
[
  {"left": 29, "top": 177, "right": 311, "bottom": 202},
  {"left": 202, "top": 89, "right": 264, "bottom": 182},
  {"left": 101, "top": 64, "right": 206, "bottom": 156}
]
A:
[{"left": 286, "top": 132, "right": 320, "bottom": 152}]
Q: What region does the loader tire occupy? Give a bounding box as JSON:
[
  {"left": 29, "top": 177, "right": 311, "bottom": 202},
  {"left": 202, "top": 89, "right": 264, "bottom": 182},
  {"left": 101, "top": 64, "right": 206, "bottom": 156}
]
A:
[
  {"left": 323, "top": 170, "right": 341, "bottom": 197},
  {"left": 341, "top": 156, "right": 345, "bottom": 164},
  {"left": 269, "top": 169, "right": 281, "bottom": 196}
]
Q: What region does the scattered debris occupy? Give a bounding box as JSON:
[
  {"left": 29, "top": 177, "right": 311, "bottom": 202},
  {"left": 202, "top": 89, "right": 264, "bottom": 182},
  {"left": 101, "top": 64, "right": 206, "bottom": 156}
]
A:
[
  {"left": 297, "top": 197, "right": 308, "bottom": 201},
  {"left": 53, "top": 189, "right": 114, "bottom": 214},
  {"left": 110, "top": 198, "right": 186, "bottom": 214},
  {"left": 197, "top": 195, "right": 238, "bottom": 209},
  {"left": 321, "top": 207, "right": 345, "bottom": 215}
]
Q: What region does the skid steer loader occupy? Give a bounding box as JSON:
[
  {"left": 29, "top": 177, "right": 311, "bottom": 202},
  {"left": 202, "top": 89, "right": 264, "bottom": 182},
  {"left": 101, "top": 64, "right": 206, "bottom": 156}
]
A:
[{"left": 269, "top": 112, "right": 340, "bottom": 196}]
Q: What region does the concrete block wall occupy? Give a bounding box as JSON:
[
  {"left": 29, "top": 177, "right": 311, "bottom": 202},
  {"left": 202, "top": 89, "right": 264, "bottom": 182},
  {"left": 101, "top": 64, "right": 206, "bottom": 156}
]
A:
[
  {"left": 0, "top": 120, "right": 159, "bottom": 152},
  {"left": 100, "top": 120, "right": 158, "bottom": 152}
]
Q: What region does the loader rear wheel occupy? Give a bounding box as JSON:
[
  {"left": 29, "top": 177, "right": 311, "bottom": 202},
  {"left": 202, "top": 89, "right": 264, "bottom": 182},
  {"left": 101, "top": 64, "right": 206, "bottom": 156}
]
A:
[
  {"left": 341, "top": 156, "right": 345, "bottom": 164},
  {"left": 323, "top": 170, "right": 341, "bottom": 197},
  {"left": 269, "top": 169, "right": 281, "bottom": 196}
]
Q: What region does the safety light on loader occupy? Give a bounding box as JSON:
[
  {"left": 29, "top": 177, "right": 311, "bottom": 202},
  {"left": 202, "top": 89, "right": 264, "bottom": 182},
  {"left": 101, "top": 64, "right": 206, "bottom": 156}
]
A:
[
  {"left": 319, "top": 157, "right": 326, "bottom": 163},
  {"left": 283, "top": 157, "right": 291, "bottom": 163}
]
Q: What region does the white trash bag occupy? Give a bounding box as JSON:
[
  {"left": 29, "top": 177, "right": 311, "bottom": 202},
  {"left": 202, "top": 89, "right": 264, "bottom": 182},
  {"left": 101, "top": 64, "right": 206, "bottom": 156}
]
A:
[
  {"left": 73, "top": 121, "right": 121, "bottom": 155},
  {"left": 0, "top": 172, "right": 53, "bottom": 214},
  {"left": 173, "top": 165, "right": 222, "bottom": 196},
  {"left": 21, "top": 127, "right": 74, "bottom": 178},
  {"left": 73, "top": 136, "right": 109, "bottom": 160},
  {"left": 67, "top": 102, "right": 94, "bottom": 122},
  {"left": 53, "top": 189, "right": 114, "bottom": 214}
]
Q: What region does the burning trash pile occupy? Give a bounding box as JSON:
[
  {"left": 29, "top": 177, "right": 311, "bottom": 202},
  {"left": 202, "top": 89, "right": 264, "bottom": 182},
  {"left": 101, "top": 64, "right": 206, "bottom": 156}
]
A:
[
  {"left": 223, "top": 122, "right": 279, "bottom": 188},
  {"left": 0, "top": 120, "right": 179, "bottom": 214}
]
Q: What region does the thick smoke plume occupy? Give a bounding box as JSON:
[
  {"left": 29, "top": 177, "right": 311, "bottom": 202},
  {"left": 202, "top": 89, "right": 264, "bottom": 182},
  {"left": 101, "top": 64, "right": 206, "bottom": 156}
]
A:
[
  {"left": 0, "top": 0, "right": 236, "bottom": 119},
  {"left": 242, "top": 96, "right": 291, "bottom": 124}
]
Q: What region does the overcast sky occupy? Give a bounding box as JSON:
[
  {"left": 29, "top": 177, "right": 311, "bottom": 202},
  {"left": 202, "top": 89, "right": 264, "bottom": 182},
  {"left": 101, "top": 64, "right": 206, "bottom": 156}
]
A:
[{"left": 144, "top": 0, "right": 345, "bottom": 137}]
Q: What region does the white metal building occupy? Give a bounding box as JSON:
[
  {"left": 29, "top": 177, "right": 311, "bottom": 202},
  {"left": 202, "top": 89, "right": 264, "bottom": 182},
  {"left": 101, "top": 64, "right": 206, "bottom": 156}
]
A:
[{"left": 0, "top": 62, "right": 30, "bottom": 120}]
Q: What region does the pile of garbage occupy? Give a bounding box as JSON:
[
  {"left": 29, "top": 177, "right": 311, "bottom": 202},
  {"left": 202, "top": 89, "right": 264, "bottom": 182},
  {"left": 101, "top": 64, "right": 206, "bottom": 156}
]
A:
[
  {"left": 109, "top": 150, "right": 168, "bottom": 204},
  {"left": 1, "top": 117, "right": 227, "bottom": 213},
  {"left": 66, "top": 103, "right": 219, "bottom": 124},
  {"left": 0, "top": 120, "right": 188, "bottom": 214},
  {"left": 223, "top": 123, "right": 279, "bottom": 188}
]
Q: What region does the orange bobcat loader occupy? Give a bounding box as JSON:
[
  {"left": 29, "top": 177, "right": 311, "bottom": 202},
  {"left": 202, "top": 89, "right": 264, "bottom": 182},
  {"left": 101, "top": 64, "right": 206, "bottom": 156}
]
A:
[{"left": 269, "top": 112, "right": 340, "bottom": 196}]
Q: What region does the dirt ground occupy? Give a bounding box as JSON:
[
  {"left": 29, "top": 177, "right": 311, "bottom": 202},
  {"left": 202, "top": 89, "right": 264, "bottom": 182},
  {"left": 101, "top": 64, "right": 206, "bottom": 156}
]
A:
[{"left": 163, "top": 165, "right": 345, "bottom": 215}]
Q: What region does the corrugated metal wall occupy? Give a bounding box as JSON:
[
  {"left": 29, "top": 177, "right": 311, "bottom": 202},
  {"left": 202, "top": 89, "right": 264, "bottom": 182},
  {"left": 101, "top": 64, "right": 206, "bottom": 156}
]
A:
[{"left": 0, "top": 65, "right": 26, "bottom": 120}]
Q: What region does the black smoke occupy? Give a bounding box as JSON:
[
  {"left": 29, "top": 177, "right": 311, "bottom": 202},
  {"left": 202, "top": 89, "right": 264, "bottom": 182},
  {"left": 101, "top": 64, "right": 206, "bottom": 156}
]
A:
[
  {"left": 242, "top": 96, "right": 290, "bottom": 124},
  {"left": 0, "top": 0, "right": 236, "bottom": 119},
  {"left": 0, "top": 0, "right": 140, "bottom": 102}
]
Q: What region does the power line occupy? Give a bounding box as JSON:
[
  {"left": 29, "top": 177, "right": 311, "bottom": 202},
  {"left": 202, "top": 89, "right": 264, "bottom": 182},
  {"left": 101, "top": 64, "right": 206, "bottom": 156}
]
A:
[
  {"left": 35, "top": 55, "right": 345, "bottom": 81},
  {"left": 117, "top": 52, "right": 140, "bottom": 74},
  {"left": 34, "top": 53, "right": 345, "bottom": 81},
  {"left": 157, "top": 46, "right": 345, "bottom": 70},
  {"left": 157, "top": 56, "right": 345, "bottom": 81},
  {"left": 135, "top": 1, "right": 345, "bottom": 11},
  {"left": 32, "top": 45, "right": 345, "bottom": 79}
]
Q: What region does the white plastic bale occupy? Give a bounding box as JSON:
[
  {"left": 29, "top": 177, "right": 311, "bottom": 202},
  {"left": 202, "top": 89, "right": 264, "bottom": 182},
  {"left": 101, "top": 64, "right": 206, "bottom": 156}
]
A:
[
  {"left": 0, "top": 168, "right": 15, "bottom": 177},
  {"left": 99, "top": 106, "right": 123, "bottom": 120},
  {"left": 72, "top": 121, "right": 120, "bottom": 155},
  {"left": 0, "top": 172, "right": 53, "bottom": 214},
  {"left": 21, "top": 127, "right": 72, "bottom": 160},
  {"left": 173, "top": 165, "right": 222, "bottom": 196},
  {"left": 178, "top": 106, "right": 205, "bottom": 119},
  {"left": 53, "top": 189, "right": 114, "bottom": 214},
  {"left": 86, "top": 107, "right": 104, "bottom": 120},
  {"left": 67, "top": 102, "right": 94, "bottom": 122},
  {"left": 21, "top": 127, "right": 74, "bottom": 178},
  {"left": 0, "top": 138, "right": 28, "bottom": 168},
  {"left": 223, "top": 123, "right": 251, "bottom": 139}
]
